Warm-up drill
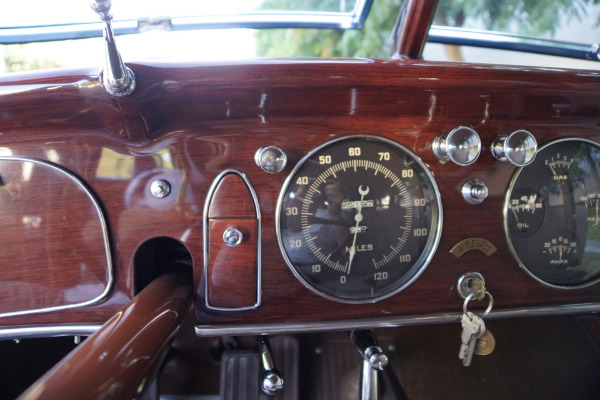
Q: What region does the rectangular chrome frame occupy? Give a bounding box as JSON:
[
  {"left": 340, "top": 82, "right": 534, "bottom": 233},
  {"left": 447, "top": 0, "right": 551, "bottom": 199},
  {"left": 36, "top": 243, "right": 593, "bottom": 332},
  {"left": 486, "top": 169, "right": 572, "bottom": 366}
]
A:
[{"left": 0, "top": 0, "right": 374, "bottom": 44}]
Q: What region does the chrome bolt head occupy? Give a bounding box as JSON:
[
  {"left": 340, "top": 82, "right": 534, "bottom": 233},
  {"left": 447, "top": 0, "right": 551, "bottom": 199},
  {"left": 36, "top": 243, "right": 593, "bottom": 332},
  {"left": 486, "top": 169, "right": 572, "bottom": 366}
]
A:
[
  {"left": 150, "top": 179, "right": 171, "bottom": 198},
  {"left": 223, "top": 227, "right": 243, "bottom": 247},
  {"left": 255, "top": 146, "right": 287, "bottom": 173}
]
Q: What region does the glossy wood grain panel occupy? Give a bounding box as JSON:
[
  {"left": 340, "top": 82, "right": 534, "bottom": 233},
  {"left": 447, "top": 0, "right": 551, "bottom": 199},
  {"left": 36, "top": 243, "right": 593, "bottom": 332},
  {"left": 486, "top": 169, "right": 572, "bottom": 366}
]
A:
[
  {"left": 0, "top": 59, "right": 598, "bottom": 331},
  {"left": 207, "top": 219, "right": 258, "bottom": 309},
  {"left": 208, "top": 173, "right": 256, "bottom": 219},
  {"left": 0, "top": 158, "right": 111, "bottom": 317}
]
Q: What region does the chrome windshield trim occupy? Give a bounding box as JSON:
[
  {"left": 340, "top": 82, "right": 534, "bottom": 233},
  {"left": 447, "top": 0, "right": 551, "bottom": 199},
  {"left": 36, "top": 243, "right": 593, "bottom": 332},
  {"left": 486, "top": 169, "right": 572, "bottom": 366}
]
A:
[
  {"left": 0, "top": 21, "right": 137, "bottom": 45},
  {"left": 195, "top": 302, "right": 600, "bottom": 336},
  {"left": 428, "top": 25, "right": 600, "bottom": 62},
  {"left": 0, "top": 0, "right": 374, "bottom": 45}
]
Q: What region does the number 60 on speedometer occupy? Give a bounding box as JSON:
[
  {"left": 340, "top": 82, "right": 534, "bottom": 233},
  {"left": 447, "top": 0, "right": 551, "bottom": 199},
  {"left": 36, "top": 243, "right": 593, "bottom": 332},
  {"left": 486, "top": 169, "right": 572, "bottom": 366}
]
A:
[{"left": 276, "top": 136, "right": 443, "bottom": 303}]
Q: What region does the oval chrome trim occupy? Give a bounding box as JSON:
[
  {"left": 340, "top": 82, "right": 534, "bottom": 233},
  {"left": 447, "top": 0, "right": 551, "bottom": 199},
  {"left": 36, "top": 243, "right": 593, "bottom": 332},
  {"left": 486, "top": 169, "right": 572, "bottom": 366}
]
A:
[
  {"left": 0, "top": 156, "right": 114, "bottom": 319},
  {"left": 202, "top": 169, "right": 262, "bottom": 311}
]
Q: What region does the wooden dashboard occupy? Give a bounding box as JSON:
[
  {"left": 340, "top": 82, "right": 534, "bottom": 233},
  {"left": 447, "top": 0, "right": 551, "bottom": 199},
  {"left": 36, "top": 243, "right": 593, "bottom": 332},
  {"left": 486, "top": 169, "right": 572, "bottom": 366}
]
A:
[{"left": 1, "top": 59, "right": 599, "bottom": 336}]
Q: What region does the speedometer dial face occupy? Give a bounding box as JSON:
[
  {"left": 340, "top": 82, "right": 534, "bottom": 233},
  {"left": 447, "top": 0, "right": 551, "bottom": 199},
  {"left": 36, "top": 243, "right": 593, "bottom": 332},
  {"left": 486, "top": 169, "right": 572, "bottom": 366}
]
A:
[
  {"left": 504, "top": 138, "right": 600, "bottom": 288},
  {"left": 276, "top": 136, "right": 442, "bottom": 303}
]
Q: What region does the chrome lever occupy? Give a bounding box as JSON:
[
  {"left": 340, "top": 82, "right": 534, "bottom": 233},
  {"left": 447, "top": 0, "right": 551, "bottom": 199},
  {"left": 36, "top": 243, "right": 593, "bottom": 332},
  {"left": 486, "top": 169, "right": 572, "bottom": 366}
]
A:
[
  {"left": 350, "top": 330, "right": 388, "bottom": 400},
  {"left": 90, "top": 0, "right": 136, "bottom": 97},
  {"left": 258, "top": 335, "right": 284, "bottom": 396}
]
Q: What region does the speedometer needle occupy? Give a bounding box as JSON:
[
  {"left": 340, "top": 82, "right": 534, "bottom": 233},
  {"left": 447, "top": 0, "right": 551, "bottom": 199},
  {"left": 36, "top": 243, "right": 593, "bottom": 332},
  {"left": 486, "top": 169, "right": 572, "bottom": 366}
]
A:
[{"left": 347, "top": 185, "right": 369, "bottom": 275}]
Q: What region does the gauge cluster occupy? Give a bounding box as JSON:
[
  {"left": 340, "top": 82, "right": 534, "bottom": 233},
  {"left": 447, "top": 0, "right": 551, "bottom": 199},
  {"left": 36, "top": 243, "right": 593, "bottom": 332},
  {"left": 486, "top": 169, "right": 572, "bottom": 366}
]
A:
[
  {"left": 504, "top": 139, "right": 600, "bottom": 289},
  {"left": 273, "top": 134, "right": 600, "bottom": 311}
]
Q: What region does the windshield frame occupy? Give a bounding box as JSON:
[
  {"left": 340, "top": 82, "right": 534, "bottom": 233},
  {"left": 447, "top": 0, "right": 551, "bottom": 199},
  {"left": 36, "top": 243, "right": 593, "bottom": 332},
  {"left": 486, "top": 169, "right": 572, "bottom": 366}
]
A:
[{"left": 0, "top": 0, "right": 374, "bottom": 45}]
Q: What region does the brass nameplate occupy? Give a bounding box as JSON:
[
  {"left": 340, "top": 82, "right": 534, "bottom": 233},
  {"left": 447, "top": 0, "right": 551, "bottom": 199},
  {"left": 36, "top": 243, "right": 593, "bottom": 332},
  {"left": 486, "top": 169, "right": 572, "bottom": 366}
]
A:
[{"left": 450, "top": 237, "right": 497, "bottom": 258}]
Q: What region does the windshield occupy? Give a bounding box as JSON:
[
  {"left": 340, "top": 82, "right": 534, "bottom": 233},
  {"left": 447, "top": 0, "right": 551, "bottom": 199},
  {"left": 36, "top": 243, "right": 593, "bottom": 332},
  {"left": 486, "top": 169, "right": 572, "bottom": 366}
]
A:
[
  {"left": 425, "top": 0, "right": 600, "bottom": 69},
  {"left": 0, "top": 0, "right": 598, "bottom": 73}
]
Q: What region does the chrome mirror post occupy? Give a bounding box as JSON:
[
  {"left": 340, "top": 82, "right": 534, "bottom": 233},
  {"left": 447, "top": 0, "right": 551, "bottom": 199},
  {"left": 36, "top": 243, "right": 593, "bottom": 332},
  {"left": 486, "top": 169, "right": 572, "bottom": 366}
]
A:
[{"left": 90, "top": 0, "right": 135, "bottom": 97}]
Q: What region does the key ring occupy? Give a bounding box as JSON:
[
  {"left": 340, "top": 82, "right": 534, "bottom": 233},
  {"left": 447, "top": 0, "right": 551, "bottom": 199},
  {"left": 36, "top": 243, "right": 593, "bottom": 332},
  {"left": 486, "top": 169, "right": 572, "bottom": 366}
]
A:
[{"left": 463, "top": 291, "right": 493, "bottom": 317}]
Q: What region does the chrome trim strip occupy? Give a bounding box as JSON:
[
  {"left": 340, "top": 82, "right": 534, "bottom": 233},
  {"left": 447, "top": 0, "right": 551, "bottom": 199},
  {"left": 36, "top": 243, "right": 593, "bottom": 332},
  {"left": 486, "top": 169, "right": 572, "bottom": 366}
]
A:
[
  {"left": 274, "top": 135, "right": 443, "bottom": 304},
  {"left": 0, "top": 324, "right": 102, "bottom": 340},
  {"left": 0, "top": 1, "right": 374, "bottom": 45},
  {"left": 0, "top": 21, "right": 137, "bottom": 45},
  {"left": 0, "top": 156, "right": 114, "bottom": 319},
  {"left": 195, "top": 303, "right": 600, "bottom": 336},
  {"left": 203, "top": 169, "right": 261, "bottom": 312},
  {"left": 428, "top": 26, "right": 600, "bottom": 62}
]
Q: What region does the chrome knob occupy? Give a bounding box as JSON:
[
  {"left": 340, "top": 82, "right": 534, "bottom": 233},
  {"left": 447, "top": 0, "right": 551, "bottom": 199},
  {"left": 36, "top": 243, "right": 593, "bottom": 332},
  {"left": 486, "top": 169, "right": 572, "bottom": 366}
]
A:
[
  {"left": 255, "top": 146, "right": 287, "bottom": 174},
  {"left": 223, "top": 227, "right": 243, "bottom": 247},
  {"left": 364, "top": 346, "right": 388, "bottom": 371},
  {"left": 491, "top": 130, "right": 537, "bottom": 166},
  {"left": 461, "top": 178, "right": 488, "bottom": 205},
  {"left": 432, "top": 126, "right": 481, "bottom": 166},
  {"left": 262, "top": 371, "right": 284, "bottom": 395}
]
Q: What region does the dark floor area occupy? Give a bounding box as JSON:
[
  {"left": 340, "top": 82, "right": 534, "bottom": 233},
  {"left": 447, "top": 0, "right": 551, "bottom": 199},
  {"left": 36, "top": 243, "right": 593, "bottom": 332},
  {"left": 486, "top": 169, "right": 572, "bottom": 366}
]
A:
[
  {"left": 2, "top": 314, "right": 600, "bottom": 399},
  {"left": 304, "top": 316, "right": 600, "bottom": 400},
  {"left": 0, "top": 336, "right": 78, "bottom": 399}
]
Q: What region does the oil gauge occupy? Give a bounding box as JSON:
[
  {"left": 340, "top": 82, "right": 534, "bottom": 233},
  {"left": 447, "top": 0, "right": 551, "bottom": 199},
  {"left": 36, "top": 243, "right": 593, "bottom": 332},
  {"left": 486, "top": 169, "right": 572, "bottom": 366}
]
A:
[{"left": 506, "top": 188, "right": 545, "bottom": 237}]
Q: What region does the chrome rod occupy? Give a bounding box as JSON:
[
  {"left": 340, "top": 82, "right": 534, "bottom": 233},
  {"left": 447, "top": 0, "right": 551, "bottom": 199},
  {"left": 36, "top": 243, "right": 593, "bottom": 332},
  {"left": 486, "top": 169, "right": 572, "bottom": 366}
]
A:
[
  {"left": 90, "top": 0, "right": 135, "bottom": 97},
  {"left": 351, "top": 330, "right": 388, "bottom": 400}
]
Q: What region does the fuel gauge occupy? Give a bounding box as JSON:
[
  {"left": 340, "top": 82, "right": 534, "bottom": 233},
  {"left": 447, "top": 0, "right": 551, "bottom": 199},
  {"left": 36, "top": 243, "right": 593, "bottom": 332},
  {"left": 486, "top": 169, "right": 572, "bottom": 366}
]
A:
[
  {"left": 506, "top": 188, "right": 545, "bottom": 237},
  {"left": 544, "top": 152, "right": 574, "bottom": 185}
]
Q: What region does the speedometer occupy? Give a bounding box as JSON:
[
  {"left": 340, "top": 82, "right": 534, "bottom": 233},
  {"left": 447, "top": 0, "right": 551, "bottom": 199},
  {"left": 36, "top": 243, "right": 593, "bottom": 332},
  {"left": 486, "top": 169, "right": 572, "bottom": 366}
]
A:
[{"left": 276, "top": 136, "right": 442, "bottom": 303}]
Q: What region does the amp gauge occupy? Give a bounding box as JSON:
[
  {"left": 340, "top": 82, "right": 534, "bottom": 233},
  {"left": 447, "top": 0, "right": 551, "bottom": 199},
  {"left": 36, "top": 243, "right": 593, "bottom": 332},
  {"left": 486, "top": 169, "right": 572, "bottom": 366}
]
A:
[{"left": 540, "top": 231, "right": 580, "bottom": 269}]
